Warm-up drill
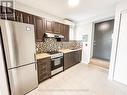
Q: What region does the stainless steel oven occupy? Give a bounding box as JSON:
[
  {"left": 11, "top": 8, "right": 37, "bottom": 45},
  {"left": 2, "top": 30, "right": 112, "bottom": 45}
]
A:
[{"left": 50, "top": 53, "right": 63, "bottom": 76}]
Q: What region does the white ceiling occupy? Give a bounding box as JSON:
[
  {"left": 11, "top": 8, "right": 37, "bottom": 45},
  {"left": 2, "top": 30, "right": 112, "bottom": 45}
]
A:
[{"left": 15, "top": 0, "right": 120, "bottom": 22}]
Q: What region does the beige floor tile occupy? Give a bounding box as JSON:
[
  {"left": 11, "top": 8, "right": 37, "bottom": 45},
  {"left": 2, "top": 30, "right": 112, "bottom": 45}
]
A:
[{"left": 26, "top": 63, "right": 127, "bottom": 95}]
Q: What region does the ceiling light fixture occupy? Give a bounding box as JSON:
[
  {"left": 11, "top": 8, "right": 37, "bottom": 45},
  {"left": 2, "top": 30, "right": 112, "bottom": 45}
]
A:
[{"left": 68, "top": 0, "right": 79, "bottom": 7}]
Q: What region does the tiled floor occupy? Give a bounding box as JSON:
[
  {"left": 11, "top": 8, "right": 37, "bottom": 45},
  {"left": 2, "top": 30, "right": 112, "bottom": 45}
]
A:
[
  {"left": 27, "top": 63, "right": 127, "bottom": 95},
  {"left": 90, "top": 58, "right": 110, "bottom": 69}
]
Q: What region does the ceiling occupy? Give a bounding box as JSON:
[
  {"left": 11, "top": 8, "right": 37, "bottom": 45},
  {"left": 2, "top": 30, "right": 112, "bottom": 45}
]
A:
[{"left": 15, "top": 0, "right": 120, "bottom": 22}]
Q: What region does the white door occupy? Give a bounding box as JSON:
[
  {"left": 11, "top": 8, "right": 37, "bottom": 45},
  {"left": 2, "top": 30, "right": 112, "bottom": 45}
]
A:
[{"left": 114, "top": 11, "right": 127, "bottom": 85}]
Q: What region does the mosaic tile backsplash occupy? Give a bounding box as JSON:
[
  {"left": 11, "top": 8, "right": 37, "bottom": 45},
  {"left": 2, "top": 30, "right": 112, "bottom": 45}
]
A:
[{"left": 36, "top": 38, "right": 82, "bottom": 54}]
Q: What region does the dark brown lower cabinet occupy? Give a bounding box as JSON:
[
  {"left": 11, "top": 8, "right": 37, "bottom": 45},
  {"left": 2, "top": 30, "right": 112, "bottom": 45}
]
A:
[
  {"left": 64, "top": 50, "right": 82, "bottom": 70},
  {"left": 37, "top": 57, "right": 51, "bottom": 83}
]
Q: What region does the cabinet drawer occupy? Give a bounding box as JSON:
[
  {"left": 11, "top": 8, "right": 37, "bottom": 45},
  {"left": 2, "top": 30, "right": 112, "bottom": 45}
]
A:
[{"left": 37, "top": 58, "right": 51, "bottom": 83}]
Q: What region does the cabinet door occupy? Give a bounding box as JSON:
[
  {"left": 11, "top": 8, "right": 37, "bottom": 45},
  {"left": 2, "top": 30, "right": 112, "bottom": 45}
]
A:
[
  {"left": 74, "top": 50, "right": 82, "bottom": 64},
  {"left": 64, "top": 25, "right": 69, "bottom": 41},
  {"left": 34, "top": 16, "right": 45, "bottom": 42},
  {"left": 45, "top": 20, "right": 53, "bottom": 33},
  {"left": 64, "top": 50, "right": 82, "bottom": 70},
  {"left": 0, "top": 6, "right": 6, "bottom": 19},
  {"left": 6, "top": 7, "right": 15, "bottom": 21},
  {"left": 37, "top": 58, "right": 51, "bottom": 83},
  {"left": 64, "top": 53, "right": 70, "bottom": 70},
  {"left": 64, "top": 52, "right": 73, "bottom": 70},
  {"left": 22, "top": 12, "right": 34, "bottom": 24},
  {"left": 78, "top": 50, "right": 82, "bottom": 63},
  {"left": 15, "top": 10, "right": 23, "bottom": 22},
  {"left": 53, "top": 22, "right": 60, "bottom": 34},
  {"left": 60, "top": 24, "right": 69, "bottom": 41}
]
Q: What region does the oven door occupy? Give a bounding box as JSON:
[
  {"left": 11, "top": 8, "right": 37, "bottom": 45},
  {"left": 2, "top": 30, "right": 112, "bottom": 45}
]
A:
[{"left": 51, "top": 57, "right": 63, "bottom": 71}]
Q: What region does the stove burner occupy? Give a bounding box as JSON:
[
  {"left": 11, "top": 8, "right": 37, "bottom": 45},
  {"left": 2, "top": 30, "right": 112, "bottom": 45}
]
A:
[
  {"left": 47, "top": 51, "right": 60, "bottom": 54},
  {"left": 46, "top": 51, "right": 63, "bottom": 59}
]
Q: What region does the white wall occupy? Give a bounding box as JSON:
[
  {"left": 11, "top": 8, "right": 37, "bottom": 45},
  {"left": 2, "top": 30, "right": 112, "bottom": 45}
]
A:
[
  {"left": 109, "top": 0, "right": 127, "bottom": 83},
  {"left": 75, "top": 22, "right": 93, "bottom": 64},
  {"left": 75, "top": 12, "right": 115, "bottom": 64}
]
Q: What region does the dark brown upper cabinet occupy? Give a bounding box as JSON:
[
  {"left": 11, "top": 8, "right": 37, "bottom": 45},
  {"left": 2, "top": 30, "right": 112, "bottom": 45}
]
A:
[
  {"left": 53, "top": 22, "right": 61, "bottom": 34},
  {"left": 64, "top": 25, "right": 69, "bottom": 41},
  {"left": 0, "top": 6, "right": 7, "bottom": 19},
  {"left": 6, "top": 7, "right": 15, "bottom": 21},
  {"left": 45, "top": 20, "right": 53, "bottom": 33},
  {"left": 22, "top": 12, "right": 34, "bottom": 24},
  {"left": 60, "top": 24, "right": 69, "bottom": 42},
  {"left": 15, "top": 10, "right": 23, "bottom": 22},
  {"left": 0, "top": 6, "right": 70, "bottom": 42},
  {"left": 34, "top": 16, "right": 45, "bottom": 42}
]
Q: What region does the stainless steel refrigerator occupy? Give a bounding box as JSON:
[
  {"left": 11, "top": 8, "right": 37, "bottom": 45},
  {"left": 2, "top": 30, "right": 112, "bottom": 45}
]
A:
[{"left": 0, "top": 20, "right": 38, "bottom": 95}]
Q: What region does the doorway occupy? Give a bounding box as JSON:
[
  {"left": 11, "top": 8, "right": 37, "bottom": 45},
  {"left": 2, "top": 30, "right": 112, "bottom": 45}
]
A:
[{"left": 91, "top": 20, "right": 114, "bottom": 68}]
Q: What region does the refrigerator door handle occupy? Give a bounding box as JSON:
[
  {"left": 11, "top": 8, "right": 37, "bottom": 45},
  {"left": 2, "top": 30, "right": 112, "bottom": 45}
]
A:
[
  {"left": 35, "top": 63, "right": 37, "bottom": 70},
  {"left": 34, "top": 53, "right": 37, "bottom": 70},
  {"left": 34, "top": 53, "right": 37, "bottom": 62}
]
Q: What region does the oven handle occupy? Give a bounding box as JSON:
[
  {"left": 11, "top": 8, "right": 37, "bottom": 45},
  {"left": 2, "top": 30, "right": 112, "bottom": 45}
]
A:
[{"left": 51, "top": 56, "right": 63, "bottom": 60}]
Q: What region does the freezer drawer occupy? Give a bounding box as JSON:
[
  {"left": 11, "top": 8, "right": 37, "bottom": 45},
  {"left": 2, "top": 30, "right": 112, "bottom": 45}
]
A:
[{"left": 8, "top": 63, "right": 38, "bottom": 95}]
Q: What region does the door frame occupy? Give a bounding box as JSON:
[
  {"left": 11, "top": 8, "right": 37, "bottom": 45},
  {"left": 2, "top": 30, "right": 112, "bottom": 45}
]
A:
[
  {"left": 91, "top": 17, "right": 114, "bottom": 59},
  {"left": 92, "top": 19, "right": 114, "bottom": 61}
]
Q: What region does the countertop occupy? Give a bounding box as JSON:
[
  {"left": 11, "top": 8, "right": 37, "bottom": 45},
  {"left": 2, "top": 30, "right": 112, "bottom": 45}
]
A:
[
  {"left": 36, "top": 53, "right": 51, "bottom": 60},
  {"left": 36, "top": 48, "right": 82, "bottom": 60},
  {"left": 59, "top": 48, "right": 82, "bottom": 53}
]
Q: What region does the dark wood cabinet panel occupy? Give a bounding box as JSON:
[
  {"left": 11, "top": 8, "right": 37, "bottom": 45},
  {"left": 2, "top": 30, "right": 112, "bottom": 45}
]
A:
[
  {"left": 64, "top": 53, "right": 71, "bottom": 70},
  {"left": 53, "top": 22, "right": 60, "bottom": 34},
  {"left": 64, "top": 50, "right": 82, "bottom": 70},
  {"left": 0, "top": 6, "right": 70, "bottom": 41},
  {"left": 15, "top": 10, "right": 23, "bottom": 22},
  {"left": 0, "top": 6, "right": 6, "bottom": 19},
  {"left": 34, "top": 16, "right": 45, "bottom": 42},
  {"left": 45, "top": 20, "right": 53, "bottom": 33},
  {"left": 64, "top": 52, "right": 74, "bottom": 70},
  {"left": 37, "top": 57, "right": 51, "bottom": 83},
  {"left": 78, "top": 50, "right": 82, "bottom": 63},
  {"left": 64, "top": 25, "right": 69, "bottom": 41},
  {"left": 74, "top": 50, "right": 82, "bottom": 64},
  {"left": 60, "top": 24, "right": 69, "bottom": 42},
  {"left": 22, "top": 12, "right": 34, "bottom": 24},
  {"left": 60, "top": 24, "right": 64, "bottom": 34},
  {"left": 6, "top": 7, "right": 15, "bottom": 21}
]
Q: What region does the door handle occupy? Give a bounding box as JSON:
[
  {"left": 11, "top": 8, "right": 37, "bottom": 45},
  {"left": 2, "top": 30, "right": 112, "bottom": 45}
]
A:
[{"left": 93, "top": 41, "right": 96, "bottom": 46}]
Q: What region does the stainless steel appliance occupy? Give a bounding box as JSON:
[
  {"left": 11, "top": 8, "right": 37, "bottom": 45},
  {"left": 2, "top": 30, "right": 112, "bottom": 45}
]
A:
[
  {"left": 48, "top": 52, "right": 64, "bottom": 76},
  {"left": 44, "top": 33, "right": 64, "bottom": 38},
  {"left": 44, "top": 33, "right": 64, "bottom": 41},
  {"left": 0, "top": 20, "right": 38, "bottom": 95}
]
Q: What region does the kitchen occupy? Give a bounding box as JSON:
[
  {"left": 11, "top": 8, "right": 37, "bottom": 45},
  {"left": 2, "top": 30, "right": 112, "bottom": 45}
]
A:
[
  {"left": 1, "top": 0, "right": 127, "bottom": 95},
  {"left": 0, "top": 1, "right": 82, "bottom": 95}
]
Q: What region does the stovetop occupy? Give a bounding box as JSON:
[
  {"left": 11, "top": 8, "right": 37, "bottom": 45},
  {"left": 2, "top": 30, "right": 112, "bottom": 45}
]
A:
[
  {"left": 46, "top": 51, "right": 63, "bottom": 59},
  {"left": 47, "top": 51, "right": 60, "bottom": 54}
]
